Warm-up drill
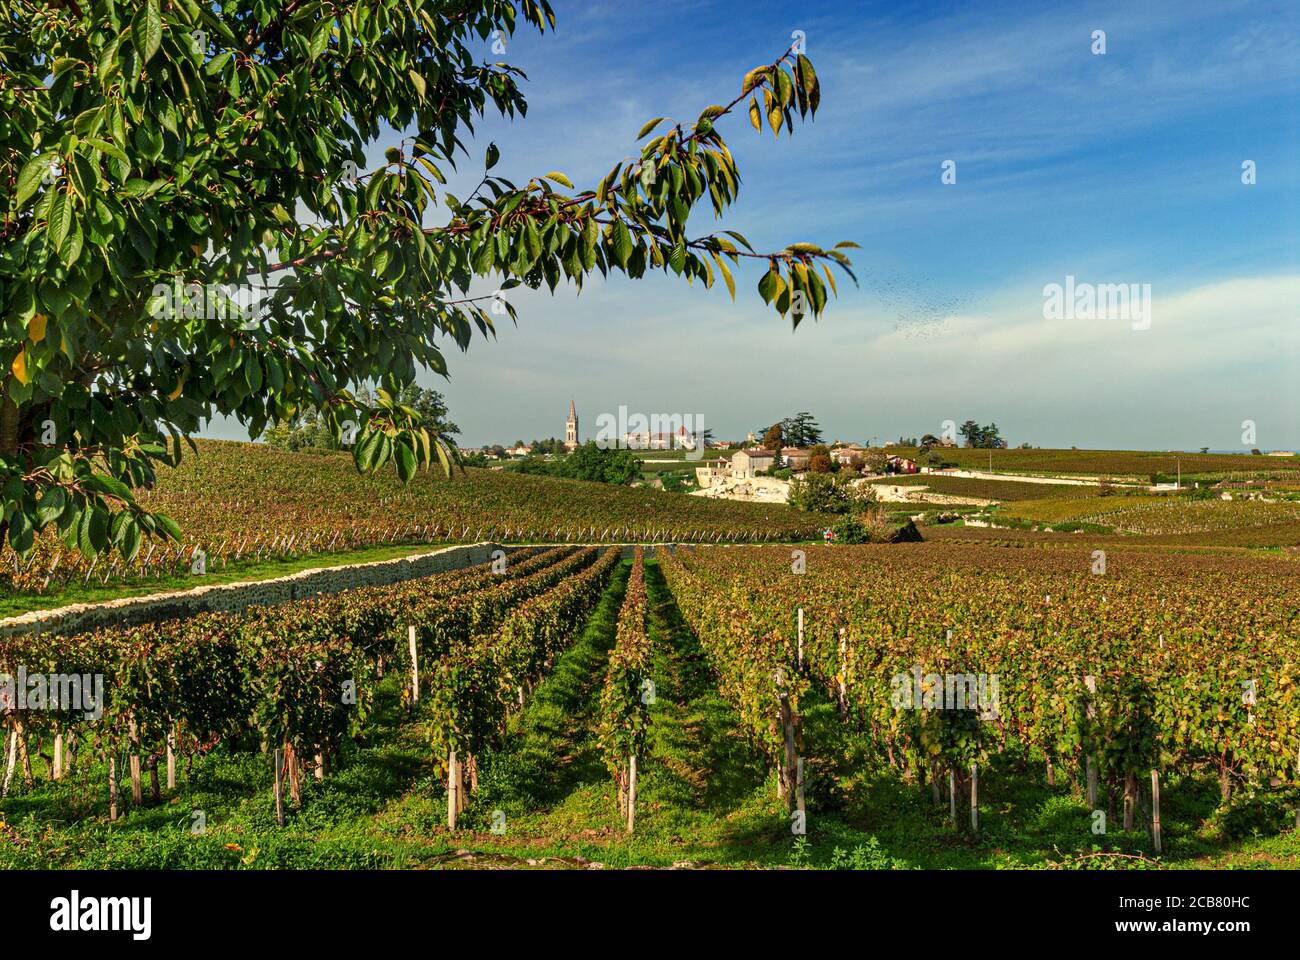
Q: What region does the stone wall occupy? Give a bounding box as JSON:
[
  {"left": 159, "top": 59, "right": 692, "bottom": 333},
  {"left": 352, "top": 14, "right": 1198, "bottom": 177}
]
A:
[{"left": 0, "top": 542, "right": 513, "bottom": 640}]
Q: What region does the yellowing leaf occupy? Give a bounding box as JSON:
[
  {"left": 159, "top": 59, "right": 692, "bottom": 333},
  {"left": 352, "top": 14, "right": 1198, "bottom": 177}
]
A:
[
  {"left": 542, "top": 171, "right": 573, "bottom": 188},
  {"left": 11, "top": 349, "right": 29, "bottom": 385},
  {"left": 748, "top": 96, "right": 761, "bottom": 133},
  {"left": 167, "top": 374, "right": 185, "bottom": 400},
  {"left": 28, "top": 314, "right": 47, "bottom": 343}
]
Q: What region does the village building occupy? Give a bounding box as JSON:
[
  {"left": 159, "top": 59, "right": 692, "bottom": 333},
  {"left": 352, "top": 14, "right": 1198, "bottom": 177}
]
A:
[
  {"left": 730, "top": 448, "right": 776, "bottom": 477},
  {"left": 781, "top": 448, "right": 812, "bottom": 470},
  {"left": 564, "top": 400, "right": 579, "bottom": 451}
]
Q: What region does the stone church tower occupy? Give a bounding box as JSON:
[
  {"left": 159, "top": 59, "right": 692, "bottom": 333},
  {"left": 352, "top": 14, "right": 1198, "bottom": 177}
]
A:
[{"left": 565, "top": 400, "right": 579, "bottom": 450}]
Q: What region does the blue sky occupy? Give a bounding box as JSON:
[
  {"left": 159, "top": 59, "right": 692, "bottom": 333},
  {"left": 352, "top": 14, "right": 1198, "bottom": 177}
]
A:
[{"left": 208, "top": 0, "right": 1300, "bottom": 450}]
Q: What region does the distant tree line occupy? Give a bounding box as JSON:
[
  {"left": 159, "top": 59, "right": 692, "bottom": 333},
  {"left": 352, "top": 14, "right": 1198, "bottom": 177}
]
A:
[
  {"left": 508, "top": 441, "right": 642, "bottom": 485},
  {"left": 263, "top": 385, "right": 460, "bottom": 452}
]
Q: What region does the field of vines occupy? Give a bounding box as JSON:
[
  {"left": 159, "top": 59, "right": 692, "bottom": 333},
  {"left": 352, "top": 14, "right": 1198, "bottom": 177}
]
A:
[
  {"left": 3, "top": 536, "right": 1296, "bottom": 870},
  {"left": 0, "top": 545, "right": 620, "bottom": 823},
  {"left": 659, "top": 543, "right": 1300, "bottom": 845},
  {"left": 0, "top": 440, "right": 822, "bottom": 599},
  {"left": 1000, "top": 495, "right": 1300, "bottom": 536},
  {"left": 886, "top": 446, "right": 1300, "bottom": 480}
]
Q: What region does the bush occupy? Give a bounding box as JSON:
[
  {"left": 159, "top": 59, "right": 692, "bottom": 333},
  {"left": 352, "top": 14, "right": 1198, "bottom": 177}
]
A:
[
  {"left": 832, "top": 515, "right": 869, "bottom": 543},
  {"left": 809, "top": 454, "right": 833, "bottom": 474},
  {"left": 788, "top": 473, "right": 878, "bottom": 514}
]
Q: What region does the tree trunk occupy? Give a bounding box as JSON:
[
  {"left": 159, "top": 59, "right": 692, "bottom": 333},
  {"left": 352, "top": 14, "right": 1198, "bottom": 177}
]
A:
[
  {"left": 13, "top": 714, "right": 32, "bottom": 787},
  {"left": 1123, "top": 773, "right": 1137, "bottom": 831}
]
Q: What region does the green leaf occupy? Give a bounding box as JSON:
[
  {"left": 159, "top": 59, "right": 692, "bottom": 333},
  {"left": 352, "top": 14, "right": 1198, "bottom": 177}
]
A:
[
  {"left": 83, "top": 137, "right": 130, "bottom": 169},
  {"left": 395, "top": 438, "right": 416, "bottom": 481},
  {"left": 542, "top": 171, "right": 573, "bottom": 188},
  {"left": 15, "top": 154, "right": 51, "bottom": 209},
  {"left": 612, "top": 221, "right": 633, "bottom": 268},
  {"left": 710, "top": 251, "right": 736, "bottom": 300},
  {"left": 49, "top": 191, "right": 74, "bottom": 253},
  {"left": 309, "top": 19, "right": 332, "bottom": 58},
  {"left": 486, "top": 143, "right": 500, "bottom": 170},
  {"left": 636, "top": 117, "right": 666, "bottom": 139},
  {"left": 36, "top": 487, "right": 67, "bottom": 527},
  {"left": 155, "top": 512, "right": 182, "bottom": 543},
  {"left": 134, "top": 0, "right": 162, "bottom": 65},
  {"left": 121, "top": 519, "right": 143, "bottom": 561},
  {"left": 77, "top": 506, "right": 97, "bottom": 558},
  {"left": 408, "top": 69, "right": 427, "bottom": 99}
]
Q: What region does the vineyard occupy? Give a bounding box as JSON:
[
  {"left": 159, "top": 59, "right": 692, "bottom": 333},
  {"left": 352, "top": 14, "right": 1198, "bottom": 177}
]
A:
[
  {"left": 2, "top": 539, "right": 1296, "bottom": 870},
  {"left": 0, "top": 440, "right": 823, "bottom": 604},
  {"left": 999, "top": 495, "right": 1300, "bottom": 537},
  {"left": 886, "top": 446, "right": 1300, "bottom": 480}
]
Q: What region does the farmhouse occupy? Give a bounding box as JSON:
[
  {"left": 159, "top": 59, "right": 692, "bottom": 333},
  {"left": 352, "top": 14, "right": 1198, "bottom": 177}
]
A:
[
  {"left": 832, "top": 444, "right": 867, "bottom": 467},
  {"left": 888, "top": 455, "right": 919, "bottom": 474},
  {"left": 731, "top": 448, "right": 776, "bottom": 477},
  {"left": 781, "top": 448, "right": 812, "bottom": 470}
]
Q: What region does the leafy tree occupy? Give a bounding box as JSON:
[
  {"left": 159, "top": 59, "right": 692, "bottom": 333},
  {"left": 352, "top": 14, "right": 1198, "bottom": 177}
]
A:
[
  {"left": 0, "top": 0, "right": 853, "bottom": 561},
  {"left": 787, "top": 471, "right": 876, "bottom": 514},
  {"left": 761, "top": 423, "right": 784, "bottom": 452},
  {"left": 781, "top": 411, "right": 823, "bottom": 447},
  {"left": 918, "top": 433, "right": 940, "bottom": 451},
  {"left": 511, "top": 441, "right": 639, "bottom": 485},
  {"left": 958, "top": 420, "right": 1005, "bottom": 449},
  {"left": 531, "top": 437, "right": 567, "bottom": 457}
]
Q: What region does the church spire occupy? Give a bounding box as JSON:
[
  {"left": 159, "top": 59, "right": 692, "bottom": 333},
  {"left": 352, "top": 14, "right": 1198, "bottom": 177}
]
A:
[{"left": 565, "top": 400, "right": 579, "bottom": 449}]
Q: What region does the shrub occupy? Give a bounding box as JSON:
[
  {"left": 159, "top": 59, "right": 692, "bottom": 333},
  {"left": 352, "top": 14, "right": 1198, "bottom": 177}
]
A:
[
  {"left": 832, "top": 515, "right": 869, "bottom": 543},
  {"left": 788, "top": 473, "right": 878, "bottom": 514}
]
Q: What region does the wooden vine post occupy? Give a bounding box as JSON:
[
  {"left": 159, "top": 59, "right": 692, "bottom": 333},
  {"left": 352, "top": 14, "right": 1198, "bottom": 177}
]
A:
[
  {"left": 795, "top": 755, "right": 806, "bottom": 824},
  {"left": 626, "top": 755, "right": 637, "bottom": 834},
  {"left": 948, "top": 768, "right": 957, "bottom": 825},
  {"left": 837, "top": 626, "right": 848, "bottom": 715},
  {"left": 408, "top": 625, "right": 419, "bottom": 712},
  {"left": 1123, "top": 773, "right": 1136, "bottom": 832},
  {"left": 796, "top": 608, "right": 803, "bottom": 671},
  {"left": 1084, "top": 675, "right": 1098, "bottom": 808},
  {"left": 1151, "top": 769, "right": 1162, "bottom": 853},
  {"left": 108, "top": 754, "right": 119, "bottom": 821},
  {"left": 447, "top": 750, "right": 458, "bottom": 831},
  {"left": 970, "top": 764, "right": 979, "bottom": 834},
  {"left": 778, "top": 691, "right": 798, "bottom": 813},
  {"left": 273, "top": 748, "right": 285, "bottom": 827},
  {"left": 128, "top": 718, "right": 143, "bottom": 805},
  {"left": 1, "top": 727, "right": 15, "bottom": 797},
  {"left": 288, "top": 743, "right": 302, "bottom": 806},
  {"left": 52, "top": 726, "right": 63, "bottom": 780},
  {"left": 166, "top": 725, "right": 176, "bottom": 790}
]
